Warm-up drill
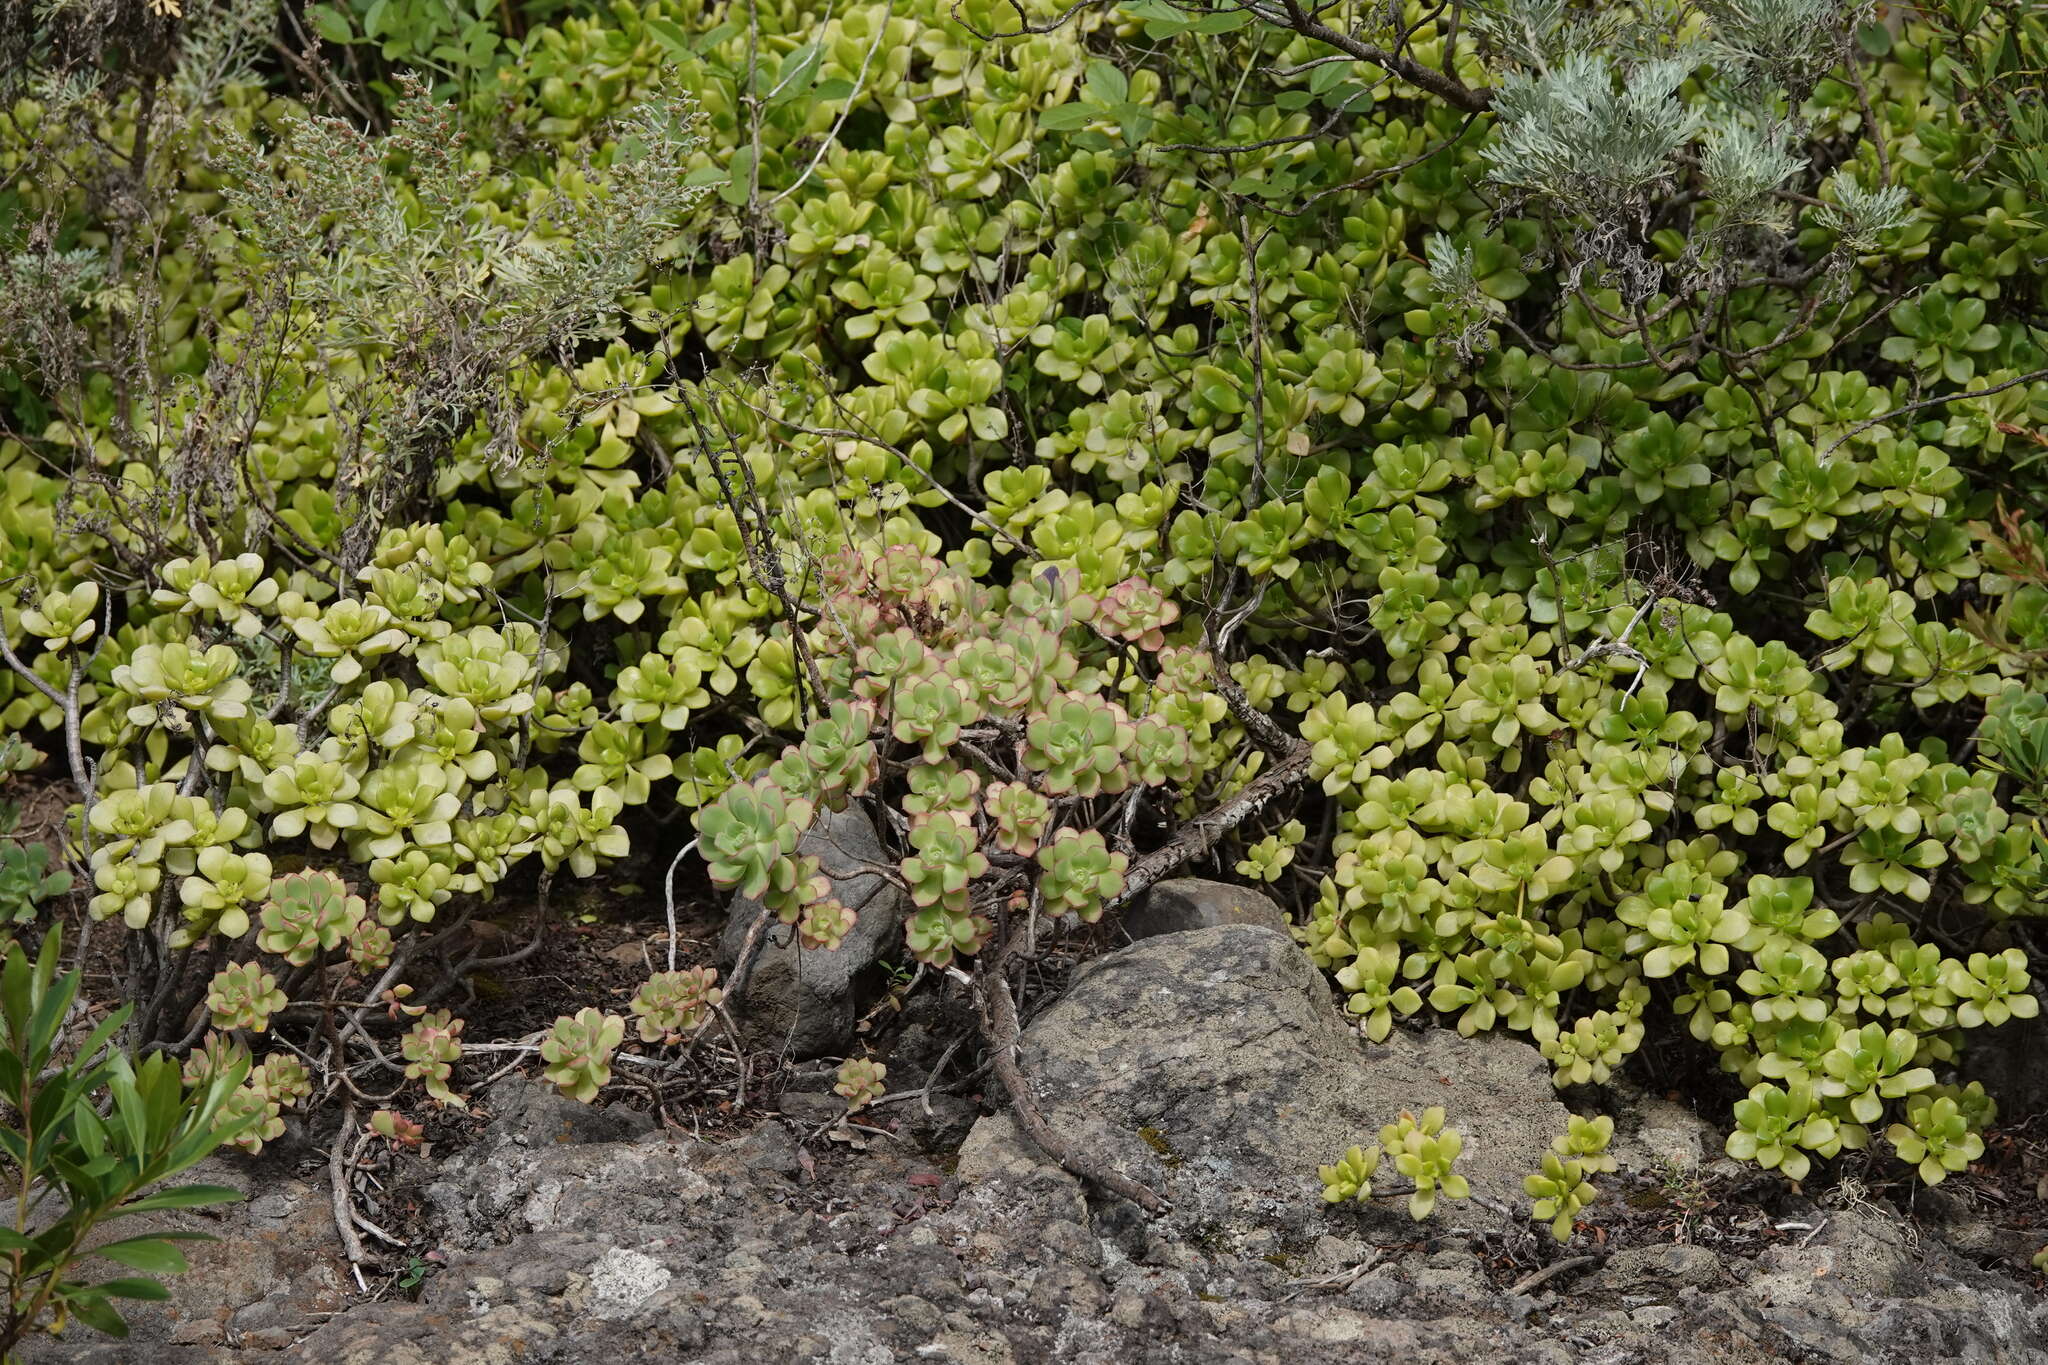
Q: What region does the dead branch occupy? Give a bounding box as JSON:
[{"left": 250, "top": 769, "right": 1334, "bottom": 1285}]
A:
[
  {"left": 328, "top": 1102, "right": 369, "bottom": 1266},
  {"left": 974, "top": 945, "right": 1171, "bottom": 1215},
  {"left": 1109, "top": 740, "right": 1312, "bottom": 914}
]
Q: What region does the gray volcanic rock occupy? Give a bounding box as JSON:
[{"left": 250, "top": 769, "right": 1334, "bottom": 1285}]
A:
[
  {"left": 1119, "top": 877, "right": 1292, "bottom": 940},
  {"left": 716, "top": 804, "right": 910, "bottom": 1057},
  {"left": 958, "top": 924, "right": 1570, "bottom": 1242},
  {"left": 33, "top": 937, "right": 2048, "bottom": 1365}
]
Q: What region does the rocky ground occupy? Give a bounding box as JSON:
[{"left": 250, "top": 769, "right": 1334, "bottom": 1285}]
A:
[{"left": 31, "top": 885, "right": 2048, "bottom": 1364}]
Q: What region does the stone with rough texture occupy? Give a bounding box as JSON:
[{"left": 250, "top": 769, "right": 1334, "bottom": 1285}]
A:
[
  {"left": 715, "top": 804, "right": 909, "bottom": 1057},
  {"left": 1601, "top": 1074, "right": 1725, "bottom": 1177},
  {"left": 31, "top": 1065, "right": 2048, "bottom": 1365},
  {"left": 958, "top": 923, "right": 1571, "bottom": 1241},
  {"left": 1119, "top": 878, "right": 1291, "bottom": 941}
]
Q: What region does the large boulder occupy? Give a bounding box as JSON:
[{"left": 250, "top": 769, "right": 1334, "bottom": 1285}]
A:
[
  {"left": 958, "top": 923, "right": 1571, "bottom": 1244},
  {"left": 715, "top": 805, "right": 909, "bottom": 1057}
]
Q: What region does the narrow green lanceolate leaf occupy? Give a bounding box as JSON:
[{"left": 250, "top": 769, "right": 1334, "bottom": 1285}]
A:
[
  {"left": 89, "top": 1236, "right": 199, "bottom": 1274},
  {"left": 60, "top": 1291, "right": 130, "bottom": 1338},
  {"left": 110, "top": 1185, "right": 247, "bottom": 1217}
]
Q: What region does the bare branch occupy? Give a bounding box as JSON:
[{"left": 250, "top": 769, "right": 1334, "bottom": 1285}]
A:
[
  {"left": 1820, "top": 366, "right": 2048, "bottom": 462},
  {"left": 975, "top": 943, "right": 1171, "bottom": 1214},
  {"left": 1108, "top": 740, "right": 1312, "bottom": 913}
]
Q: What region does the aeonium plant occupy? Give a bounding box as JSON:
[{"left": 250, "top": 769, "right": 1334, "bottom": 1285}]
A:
[{"left": 690, "top": 556, "right": 1208, "bottom": 970}]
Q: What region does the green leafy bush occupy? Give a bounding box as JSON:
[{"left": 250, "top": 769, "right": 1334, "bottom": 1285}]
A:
[
  {"left": 0, "top": 932, "right": 251, "bottom": 1355},
  {"left": 0, "top": 844, "right": 68, "bottom": 926},
  {"left": 0, "top": 739, "right": 67, "bottom": 925}
]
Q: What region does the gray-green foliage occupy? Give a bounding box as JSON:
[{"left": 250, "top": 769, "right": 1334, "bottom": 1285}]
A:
[
  {"left": 1697, "top": 119, "right": 1801, "bottom": 233},
  {"left": 1697, "top": 0, "right": 1857, "bottom": 96},
  {"left": 1822, "top": 173, "right": 1914, "bottom": 251},
  {"left": 1475, "top": 0, "right": 1867, "bottom": 277},
  {"left": 1424, "top": 233, "right": 1505, "bottom": 359},
  {"left": 1487, "top": 52, "right": 1698, "bottom": 215}
]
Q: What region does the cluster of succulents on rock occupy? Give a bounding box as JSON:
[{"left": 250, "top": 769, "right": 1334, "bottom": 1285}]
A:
[
  {"left": 1320, "top": 1107, "right": 1471, "bottom": 1221},
  {"left": 1524, "top": 1115, "right": 1616, "bottom": 1242}
]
